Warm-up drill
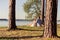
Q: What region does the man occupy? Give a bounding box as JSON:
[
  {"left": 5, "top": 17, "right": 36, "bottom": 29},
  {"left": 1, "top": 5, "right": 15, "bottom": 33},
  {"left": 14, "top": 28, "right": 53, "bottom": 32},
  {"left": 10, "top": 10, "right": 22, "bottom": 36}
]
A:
[{"left": 37, "top": 17, "right": 42, "bottom": 27}]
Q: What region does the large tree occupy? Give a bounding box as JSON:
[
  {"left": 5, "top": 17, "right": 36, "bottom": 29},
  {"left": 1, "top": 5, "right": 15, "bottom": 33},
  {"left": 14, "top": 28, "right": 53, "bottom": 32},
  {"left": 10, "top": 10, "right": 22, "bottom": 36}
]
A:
[
  {"left": 41, "top": 0, "right": 45, "bottom": 24},
  {"left": 24, "top": 0, "right": 41, "bottom": 19},
  {"left": 9, "top": 0, "right": 16, "bottom": 30},
  {"left": 44, "top": 0, "right": 58, "bottom": 38}
]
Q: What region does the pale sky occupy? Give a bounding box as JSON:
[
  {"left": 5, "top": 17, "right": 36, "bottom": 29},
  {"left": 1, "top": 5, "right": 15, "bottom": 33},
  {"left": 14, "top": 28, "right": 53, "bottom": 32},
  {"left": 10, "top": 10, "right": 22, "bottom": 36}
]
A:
[
  {"left": 0, "top": 0, "right": 27, "bottom": 19},
  {"left": 0, "top": 0, "right": 60, "bottom": 20}
]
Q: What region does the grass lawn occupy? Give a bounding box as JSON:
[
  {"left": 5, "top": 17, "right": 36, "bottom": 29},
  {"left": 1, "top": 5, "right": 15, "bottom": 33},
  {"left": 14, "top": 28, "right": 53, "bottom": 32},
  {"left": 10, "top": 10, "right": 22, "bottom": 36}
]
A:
[{"left": 0, "top": 24, "right": 60, "bottom": 40}]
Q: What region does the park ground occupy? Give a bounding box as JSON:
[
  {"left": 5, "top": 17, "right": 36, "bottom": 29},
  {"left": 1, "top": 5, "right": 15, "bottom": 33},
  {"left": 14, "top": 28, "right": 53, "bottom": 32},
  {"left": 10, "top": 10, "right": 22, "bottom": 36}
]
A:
[{"left": 0, "top": 25, "right": 60, "bottom": 40}]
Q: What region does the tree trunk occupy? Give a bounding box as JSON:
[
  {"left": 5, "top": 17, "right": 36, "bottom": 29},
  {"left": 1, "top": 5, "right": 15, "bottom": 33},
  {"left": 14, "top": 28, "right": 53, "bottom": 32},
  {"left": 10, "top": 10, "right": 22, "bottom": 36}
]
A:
[
  {"left": 44, "top": 0, "right": 58, "bottom": 38},
  {"left": 9, "top": 0, "right": 16, "bottom": 30},
  {"left": 41, "top": 0, "right": 45, "bottom": 24}
]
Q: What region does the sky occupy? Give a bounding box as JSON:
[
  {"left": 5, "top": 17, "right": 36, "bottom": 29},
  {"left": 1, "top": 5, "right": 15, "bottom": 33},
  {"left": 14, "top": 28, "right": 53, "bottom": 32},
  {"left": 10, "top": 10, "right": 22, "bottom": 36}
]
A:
[
  {"left": 0, "top": 0, "right": 60, "bottom": 20},
  {"left": 0, "top": 0, "right": 27, "bottom": 19}
]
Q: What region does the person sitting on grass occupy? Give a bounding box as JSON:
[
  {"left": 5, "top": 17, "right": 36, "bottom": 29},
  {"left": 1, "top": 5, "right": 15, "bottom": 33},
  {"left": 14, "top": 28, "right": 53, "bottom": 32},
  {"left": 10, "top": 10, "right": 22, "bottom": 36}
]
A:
[
  {"left": 30, "top": 18, "right": 37, "bottom": 27},
  {"left": 28, "top": 16, "right": 42, "bottom": 27},
  {"left": 37, "top": 17, "right": 42, "bottom": 27}
]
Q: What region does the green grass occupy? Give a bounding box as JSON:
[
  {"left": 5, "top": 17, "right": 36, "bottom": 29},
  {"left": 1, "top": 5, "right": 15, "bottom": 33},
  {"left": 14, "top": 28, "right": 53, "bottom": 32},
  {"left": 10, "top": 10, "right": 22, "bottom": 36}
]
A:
[
  {"left": 17, "top": 25, "right": 44, "bottom": 31},
  {"left": 0, "top": 24, "right": 60, "bottom": 40}
]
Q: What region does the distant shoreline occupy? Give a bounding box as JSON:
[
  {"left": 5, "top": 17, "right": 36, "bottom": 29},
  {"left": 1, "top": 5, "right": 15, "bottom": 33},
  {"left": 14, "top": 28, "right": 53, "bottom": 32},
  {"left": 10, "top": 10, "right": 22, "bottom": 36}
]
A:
[
  {"left": 0, "top": 19, "right": 33, "bottom": 21},
  {"left": 0, "top": 19, "right": 60, "bottom": 21}
]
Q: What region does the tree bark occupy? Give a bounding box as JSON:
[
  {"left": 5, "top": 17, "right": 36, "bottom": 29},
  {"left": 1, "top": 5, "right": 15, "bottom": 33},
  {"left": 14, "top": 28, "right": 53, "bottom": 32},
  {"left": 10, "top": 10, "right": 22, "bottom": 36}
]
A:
[
  {"left": 44, "top": 0, "right": 58, "bottom": 38},
  {"left": 9, "top": 0, "right": 16, "bottom": 30},
  {"left": 41, "top": 0, "right": 45, "bottom": 24}
]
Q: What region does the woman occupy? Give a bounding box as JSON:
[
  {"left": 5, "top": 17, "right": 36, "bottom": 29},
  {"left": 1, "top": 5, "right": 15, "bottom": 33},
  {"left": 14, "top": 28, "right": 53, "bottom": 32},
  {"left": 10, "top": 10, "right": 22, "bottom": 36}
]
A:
[{"left": 31, "top": 18, "right": 37, "bottom": 27}]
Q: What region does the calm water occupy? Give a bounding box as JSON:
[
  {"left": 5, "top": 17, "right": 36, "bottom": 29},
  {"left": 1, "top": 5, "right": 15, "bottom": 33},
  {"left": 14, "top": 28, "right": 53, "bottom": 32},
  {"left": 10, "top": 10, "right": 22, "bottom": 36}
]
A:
[
  {"left": 0, "top": 20, "right": 32, "bottom": 26},
  {"left": 0, "top": 20, "right": 60, "bottom": 26}
]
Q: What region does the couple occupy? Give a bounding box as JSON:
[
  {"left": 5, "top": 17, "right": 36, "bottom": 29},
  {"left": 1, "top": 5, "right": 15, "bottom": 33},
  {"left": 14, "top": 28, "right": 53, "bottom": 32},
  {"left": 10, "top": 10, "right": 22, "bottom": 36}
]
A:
[{"left": 30, "top": 17, "right": 42, "bottom": 27}]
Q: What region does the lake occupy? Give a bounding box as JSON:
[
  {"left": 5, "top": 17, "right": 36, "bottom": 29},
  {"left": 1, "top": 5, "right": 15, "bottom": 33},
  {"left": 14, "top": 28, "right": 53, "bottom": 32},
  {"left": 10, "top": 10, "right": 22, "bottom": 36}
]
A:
[
  {"left": 0, "top": 20, "right": 60, "bottom": 26},
  {"left": 0, "top": 20, "right": 32, "bottom": 26}
]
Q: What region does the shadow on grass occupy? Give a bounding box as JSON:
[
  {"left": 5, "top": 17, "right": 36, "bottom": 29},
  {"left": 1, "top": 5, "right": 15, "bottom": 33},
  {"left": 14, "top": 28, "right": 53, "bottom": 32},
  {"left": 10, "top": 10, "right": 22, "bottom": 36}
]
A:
[
  {"left": 15, "top": 28, "right": 43, "bottom": 31},
  {"left": 0, "top": 35, "right": 43, "bottom": 39},
  {"left": 5, "top": 28, "right": 43, "bottom": 39}
]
